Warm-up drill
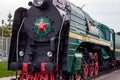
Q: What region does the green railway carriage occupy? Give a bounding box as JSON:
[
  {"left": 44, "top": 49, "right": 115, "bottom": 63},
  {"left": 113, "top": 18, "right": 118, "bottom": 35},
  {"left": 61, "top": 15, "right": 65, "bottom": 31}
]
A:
[
  {"left": 115, "top": 34, "right": 120, "bottom": 60},
  {"left": 8, "top": 0, "right": 120, "bottom": 79}
]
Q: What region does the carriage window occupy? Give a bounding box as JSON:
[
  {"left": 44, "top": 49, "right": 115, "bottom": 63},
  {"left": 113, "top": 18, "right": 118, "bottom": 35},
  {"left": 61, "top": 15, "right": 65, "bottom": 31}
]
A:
[
  {"left": 106, "top": 30, "right": 110, "bottom": 41},
  {"left": 110, "top": 33, "right": 113, "bottom": 41}
]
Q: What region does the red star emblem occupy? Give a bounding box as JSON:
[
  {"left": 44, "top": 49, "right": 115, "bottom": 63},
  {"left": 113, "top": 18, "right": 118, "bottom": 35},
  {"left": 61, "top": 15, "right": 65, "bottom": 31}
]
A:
[{"left": 35, "top": 19, "right": 49, "bottom": 32}]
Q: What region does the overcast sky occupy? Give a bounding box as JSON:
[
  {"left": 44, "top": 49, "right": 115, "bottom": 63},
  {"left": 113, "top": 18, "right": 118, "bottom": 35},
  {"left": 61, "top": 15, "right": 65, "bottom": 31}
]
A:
[{"left": 0, "top": 0, "right": 120, "bottom": 32}]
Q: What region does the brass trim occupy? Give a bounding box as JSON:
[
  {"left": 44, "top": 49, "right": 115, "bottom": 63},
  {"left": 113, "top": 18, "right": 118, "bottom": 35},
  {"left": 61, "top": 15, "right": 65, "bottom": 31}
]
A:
[{"left": 69, "top": 32, "right": 111, "bottom": 47}]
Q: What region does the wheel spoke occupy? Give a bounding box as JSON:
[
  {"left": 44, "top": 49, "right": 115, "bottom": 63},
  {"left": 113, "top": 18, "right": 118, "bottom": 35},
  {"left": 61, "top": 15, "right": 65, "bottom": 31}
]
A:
[
  {"left": 83, "top": 64, "right": 89, "bottom": 78},
  {"left": 69, "top": 75, "right": 74, "bottom": 80},
  {"left": 94, "top": 61, "right": 99, "bottom": 75},
  {"left": 75, "top": 73, "right": 81, "bottom": 80},
  {"left": 94, "top": 53, "right": 99, "bottom": 75},
  {"left": 89, "top": 64, "right": 94, "bottom": 77}
]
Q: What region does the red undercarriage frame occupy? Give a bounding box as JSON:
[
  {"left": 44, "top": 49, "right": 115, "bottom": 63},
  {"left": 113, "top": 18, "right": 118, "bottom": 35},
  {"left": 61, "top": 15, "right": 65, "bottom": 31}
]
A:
[{"left": 20, "top": 63, "right": 56, "bottom": 80}]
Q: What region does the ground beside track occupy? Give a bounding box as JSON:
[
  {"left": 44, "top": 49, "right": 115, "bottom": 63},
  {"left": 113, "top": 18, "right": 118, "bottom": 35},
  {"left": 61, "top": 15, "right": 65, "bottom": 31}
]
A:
[
  {"left": 0, "top": 76, "right": 15, "bottom": 80},
  {"left": 92, "top": 69, "right": 120, "bottom": 80}
]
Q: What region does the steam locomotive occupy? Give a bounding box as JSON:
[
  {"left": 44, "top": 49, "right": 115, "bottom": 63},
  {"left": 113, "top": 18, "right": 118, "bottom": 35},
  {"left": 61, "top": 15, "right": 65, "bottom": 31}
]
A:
[{"left": 8, "top": 0, "right": 120, "bottom": 80}]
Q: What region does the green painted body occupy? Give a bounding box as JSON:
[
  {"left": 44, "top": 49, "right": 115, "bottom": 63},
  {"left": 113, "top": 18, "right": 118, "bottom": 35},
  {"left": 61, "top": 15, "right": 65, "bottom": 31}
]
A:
[
  {"left": 67, "top": 38, "right": 83, "bottom": 73},
  {"left": 66, "top": 4, "right": 114, "bottom": 73},
  {"left": 99, "top": 48, "right": 110, "bottom": 60},
  {"left": 67, "top": 4, "right": 86, "bottom": 73}
]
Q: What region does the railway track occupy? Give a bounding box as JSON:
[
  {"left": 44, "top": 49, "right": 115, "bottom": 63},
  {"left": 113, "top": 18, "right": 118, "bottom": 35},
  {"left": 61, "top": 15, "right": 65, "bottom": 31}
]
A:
[
  {"left": 0, "top": 67, "right": 120, "bottom": 80},
  {"left": 84, "top": 66, "right": 120, "bottom": 80}
]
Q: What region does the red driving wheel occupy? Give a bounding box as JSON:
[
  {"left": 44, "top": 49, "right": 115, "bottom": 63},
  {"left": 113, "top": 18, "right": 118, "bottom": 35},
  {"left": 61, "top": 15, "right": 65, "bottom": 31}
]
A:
[
  {"left": 83, "top": 64, "right": 89, "bottom": 78},
  {"left": 94, "top": 61, "right": 99, "bottom": 75},
  {"left": 94, "top": 53, "right": 98, "bottom": 60},
  {"left": 75, "top": 73, "right": 81, "bottom": 80},
  {"left": 94, "top": 53, "right": 99, "bottom": 75},
  {"left": 69, "top": 75, "right": 74, "bottom": 80},
  {"left": 89, "top": 64, "right": 94, "bottom": 77}
]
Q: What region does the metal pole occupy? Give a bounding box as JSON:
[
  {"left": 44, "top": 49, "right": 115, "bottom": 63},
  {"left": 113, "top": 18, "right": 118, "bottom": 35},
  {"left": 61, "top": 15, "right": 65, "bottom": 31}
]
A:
[
  {"left": 6, "top": 38, "right": 8, "bottom": 57},
  {"left": 1, "top": 20, "right": 4, "bottom": 58}
]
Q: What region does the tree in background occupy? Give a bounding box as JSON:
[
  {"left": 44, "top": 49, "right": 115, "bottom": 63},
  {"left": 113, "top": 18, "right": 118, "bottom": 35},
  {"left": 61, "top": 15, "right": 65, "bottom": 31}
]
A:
[
  {"left": 0, "top": 12, "right": 12, "bottom": 38},
  {"left": 7, "top": 12, "right": 12, "bottom": 26},
  {"left": 0, "top": 27, "right": 12, "bottom": 37}
]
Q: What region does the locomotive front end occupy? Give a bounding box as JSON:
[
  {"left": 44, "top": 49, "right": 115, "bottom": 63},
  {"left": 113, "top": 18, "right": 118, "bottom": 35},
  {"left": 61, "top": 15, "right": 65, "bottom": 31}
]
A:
[{"left": 8, "top": 0, "right": 70, "bottom": 80}]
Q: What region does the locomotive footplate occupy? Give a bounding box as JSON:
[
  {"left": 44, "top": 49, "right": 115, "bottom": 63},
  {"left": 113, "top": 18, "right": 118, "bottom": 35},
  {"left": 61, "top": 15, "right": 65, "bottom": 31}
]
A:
[
  {"left": 20, "top": 62, "right": 56, "bottom": 80},
  {"left": 22, "top": 62, "right": 56, "bottom": 73}
]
